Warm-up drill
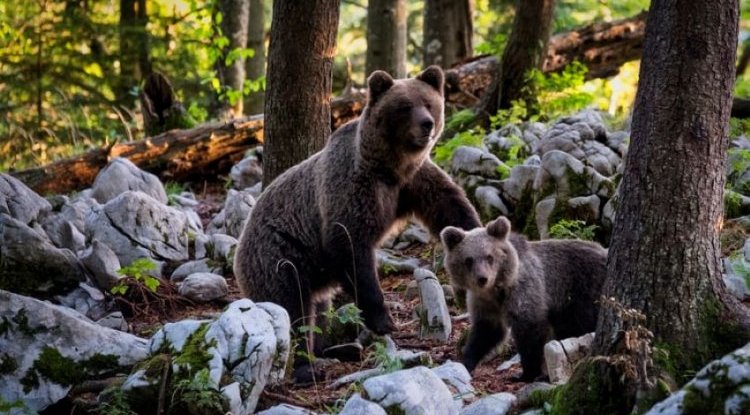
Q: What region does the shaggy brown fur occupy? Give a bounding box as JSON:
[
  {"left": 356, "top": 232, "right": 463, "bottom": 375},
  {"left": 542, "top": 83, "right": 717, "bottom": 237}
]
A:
[
  {"left": 234, "top": 66, "right": 480, "bottom": 381},
  {"left": 441, "top": 216, "right": 607, "bottom": 380}
]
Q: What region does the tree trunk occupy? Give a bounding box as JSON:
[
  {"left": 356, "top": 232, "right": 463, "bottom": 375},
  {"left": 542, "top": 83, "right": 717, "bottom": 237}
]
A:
[
  {"left": 244, "top": 0, "right": 265, "bottom": 115},
  {"left": 479, "top": 0, "right": 556, "bottom": 120},
  {"left": 263, "top": 0, "right": 341, "bottom": 187},
  {"left": 11, "top": 116, "right": 264, "bottom": 195},
  {"left": 365, "top": 0, "right": 406, "bottom": 78},
  {"left": 592, "top": 0, "right": 750, "bottom": 390},
  {"left": 216, "top": 0, "right": 250, "bottom": 117},
  {"left": 118, "top": 0, "right": 151, "bottom": 106},
  {"left": 422, "top": 0, "right": 473, "bottom": 69}
]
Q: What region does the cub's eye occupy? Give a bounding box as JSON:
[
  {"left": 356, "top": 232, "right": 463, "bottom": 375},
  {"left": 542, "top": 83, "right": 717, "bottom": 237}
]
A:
[
  {"left": 464, "top": 257, "right": 474, "bottom": 268},
  {"left": 486, "top": 255, "right": 494, "bottom": 265}
]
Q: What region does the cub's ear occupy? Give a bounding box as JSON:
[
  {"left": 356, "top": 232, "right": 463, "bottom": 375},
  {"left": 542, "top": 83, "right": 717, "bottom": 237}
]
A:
[
  {"left": 367, "top": 70, "right": 394, "bottom": 103},
  {"left": 417, "top": 65, "right": 444, "bottom": 94},
  {"left": 440, "top": 226, "right": 465, "bottom": 250},
  {"left": 487, "top": 216, "right": 511, "bottom": 240}
]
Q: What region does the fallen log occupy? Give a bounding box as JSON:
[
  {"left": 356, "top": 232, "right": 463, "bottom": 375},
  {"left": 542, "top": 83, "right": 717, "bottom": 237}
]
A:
[
  {"left": 11, "top": 116, "right": 264, "bottom": 195},
  {"left": 11, "top": 95, "right": 365, "bottom": 195}
]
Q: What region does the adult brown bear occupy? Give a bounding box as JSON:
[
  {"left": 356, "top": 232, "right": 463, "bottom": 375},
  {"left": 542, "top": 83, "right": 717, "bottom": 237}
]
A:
[{"left": 234, "top": 66, "right": 480, "bottom": 381}]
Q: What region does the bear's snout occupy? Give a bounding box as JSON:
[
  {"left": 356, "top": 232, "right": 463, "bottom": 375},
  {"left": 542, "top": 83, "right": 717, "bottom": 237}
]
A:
[
  {"left": 420, "top": 119, "right": 434, "bottom": 136},
  {"left": 477, "top": 276, "right": 489, "bottom": 287}
]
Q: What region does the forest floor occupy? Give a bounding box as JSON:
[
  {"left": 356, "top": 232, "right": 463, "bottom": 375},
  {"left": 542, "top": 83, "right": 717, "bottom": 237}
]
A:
[
  {"left": 120, "top": 180, "right": 528, "bottom": 413},
  {"left": 119, "top": 180, "right": 750, "bottom": 413}
]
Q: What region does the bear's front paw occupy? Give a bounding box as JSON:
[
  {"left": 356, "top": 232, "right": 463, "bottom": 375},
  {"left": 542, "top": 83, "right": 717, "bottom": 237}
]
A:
[{"left": 363, "top": 309, "right": 396, "bottom": 335}]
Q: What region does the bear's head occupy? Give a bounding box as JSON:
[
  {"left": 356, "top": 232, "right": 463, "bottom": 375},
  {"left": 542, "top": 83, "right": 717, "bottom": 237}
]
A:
[
  {"left": 358, "top": 66, "right": 445, "bottom": 179},
  {"left": 440, "top": 216, "right": 520, "bottom": 293}
]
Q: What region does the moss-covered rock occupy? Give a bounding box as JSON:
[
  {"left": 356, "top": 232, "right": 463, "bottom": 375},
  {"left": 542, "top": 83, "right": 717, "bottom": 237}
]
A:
[{"left": 646, "top": 342, "right": 750, "bottom": 414}]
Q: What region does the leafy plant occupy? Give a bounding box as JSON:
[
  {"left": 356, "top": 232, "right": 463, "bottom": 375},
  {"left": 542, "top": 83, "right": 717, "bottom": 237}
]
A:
[
  {"left": 492, "top": 61, "right": 594, "bottom": 126},
  {"left": 549, "top": 219, "right": 598, "bottom": 241},
  {"left": 367, "top": 341, "right": 403, "bottom": 373},
  {"left": 111, "top": 258, "right": 160, "bottom": 295},
  {"left": 165, "top": 181, "right": 187, "bottom": 205},
  {"left": 433, "top": 128, "right": 485, "bottom": 166},
  {"left": 495, "top": 134, "right": 527, "bottom": 179},
  {"left": 329, "top": 303, "right": 365, "bottom": 327},
  {"left": 170, "top": 368, "right": 228, "bottom": 415}
]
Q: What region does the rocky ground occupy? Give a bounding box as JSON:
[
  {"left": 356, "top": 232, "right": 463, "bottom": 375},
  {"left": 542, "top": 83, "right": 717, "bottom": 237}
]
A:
[{"left": 2, "top": 109, "right": 750, "bottom": 415}]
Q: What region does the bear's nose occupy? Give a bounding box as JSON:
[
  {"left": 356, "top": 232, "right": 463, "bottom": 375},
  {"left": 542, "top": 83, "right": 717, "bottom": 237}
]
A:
[
  {"left": 420, "top": 119, "right": 434, "bottom": 136},
  {"left": 477, "top": 277, "right": 488, "bottom": 287}
]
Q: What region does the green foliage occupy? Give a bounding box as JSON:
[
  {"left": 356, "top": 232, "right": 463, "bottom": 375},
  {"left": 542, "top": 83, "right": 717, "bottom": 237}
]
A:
[
  {"left": 165, "top": 181, "right": 186, "bottom": 205},
  {"left": 493, "top": 61, "right": 594, "bottom": 126},
  {"left": 170, "top": 368, "right": 229, "bottom": 415},
  {"left": 730, "top": 118, "right": 750, "bottom": 139},
  {"left": 475, "top": 33, "right": 508, "bottom": 56},
  {"left": 368, "top": 341, "right": 403, "bottom": 373},
  {"left": 96, "top": 388, "right": 138, "bottom": 415},
  {"left": 494, "top": 134, "right": 526, "bottom": 179},
  {"left": 549, "top": 219, "right": 598, "bottom": 241},
  {"left": 111, "top": 258, "right": 160, "bottom": 295},
  {"left": 329, "top": 303, "right": 365, "bottom": 327},
  {"left": 433, "top": 128, "right": 485, "bottom": 166}
]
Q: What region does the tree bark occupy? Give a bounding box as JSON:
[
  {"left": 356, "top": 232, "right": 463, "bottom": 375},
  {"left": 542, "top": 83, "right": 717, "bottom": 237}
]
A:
[
  {"left": 263, "top": 0, "right": 341, "bottom": 187},
  {"left": 244, "top": 0, "right": 266, "bottom": 115},
  {"left": 423, "top": 0, "right": 473, "bottom": 69},
  {"left": 365, "top": 0, "right": 407, "bottom": 78},
  {"left": 216, "top": 0, "right": 250, "bottom": 117},
  {"left": 118, "top": 0, "right": 151, "bottom": 106},
  {"left": 479, "top": 0, "right": 556, "bottom": 120},
  {"left": 11, "top": 116, "right": 264, "bottom": 195},
  {"left": 594, "top": 0, "right": 749, "bottom": 380}
]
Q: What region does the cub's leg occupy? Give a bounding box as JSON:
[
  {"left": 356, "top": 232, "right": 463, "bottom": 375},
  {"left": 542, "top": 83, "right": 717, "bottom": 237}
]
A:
[
  {"left": 512, "top": 318, "right": 550, "bottom": 381},
  {"left": 462, "top": 317, "right": 507, "bottom": 372}
]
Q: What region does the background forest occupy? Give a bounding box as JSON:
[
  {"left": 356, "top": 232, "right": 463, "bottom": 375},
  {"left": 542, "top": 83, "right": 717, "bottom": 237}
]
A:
[{"left": 6, "top": 0, "right": 744, "bottom": 172}]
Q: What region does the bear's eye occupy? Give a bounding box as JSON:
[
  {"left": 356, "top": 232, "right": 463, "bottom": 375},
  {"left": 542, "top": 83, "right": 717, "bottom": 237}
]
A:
[
  {"left": 396, "top": 102, "right": 413, "bottom": 112},
  {"left": 464, "top": 257, "right": 474, "bottom": 268},
  {"left": 486, "top": 255, "right": 494, "bottom": 265}
]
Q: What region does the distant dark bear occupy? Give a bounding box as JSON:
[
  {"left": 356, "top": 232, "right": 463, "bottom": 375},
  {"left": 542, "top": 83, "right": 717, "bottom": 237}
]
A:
[
  {"left": 440, "top": 216, "right": 607, "bottom": 381},
  {"left": 234, "top": 66, "right": 480, "bottom": 379}
]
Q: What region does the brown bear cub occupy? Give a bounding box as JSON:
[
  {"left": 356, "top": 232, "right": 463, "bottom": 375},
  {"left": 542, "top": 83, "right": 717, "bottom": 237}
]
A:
[
  {"left": 440, "top": 216, "right": 607, "bottom": 381},
  {"left": 234, "top": 66, "right": 480, "bottom": 381}
]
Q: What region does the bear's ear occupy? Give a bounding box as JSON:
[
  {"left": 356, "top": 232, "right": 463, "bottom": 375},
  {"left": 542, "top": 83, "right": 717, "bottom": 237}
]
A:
[
  {"left": 440, "top": 226, "right": 465, "bottom": 250},
  {"left": 487, "top": 217, "right": 511, "bottom": 240},
  {"left": 367, "top": 70, "right": 394, "bottom": 103},
  {"left": 417, "top": 65, "right": 444, "bottom": 93}
]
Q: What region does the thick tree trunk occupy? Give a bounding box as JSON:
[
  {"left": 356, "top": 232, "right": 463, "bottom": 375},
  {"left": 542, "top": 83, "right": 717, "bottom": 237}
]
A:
[
  {"left": 11, "top": 116, "right": 264, "bottom": 195},
  {"left": 479, "top": 0, "right": 556, "bottom": 120},
  {"left": 422, "top": 0, "right": 473, "bottom": 69},
  {"left": 365, "top": 0, "right": 406, "bottom": 78},
  {"left": 244, "top": 0, "right": 265, "bottom": 115},
  {"left": 263, "top": 0, "right": 340, "bottom": 187},
  {"left": 118, "top": 0, "right": 151, "bottom": 106},
  {"left": 216, "top": 0, "right": 250, "bottom": 117},
  {"left": 594, "top": 0, "right": 749, "bottom": 383}
]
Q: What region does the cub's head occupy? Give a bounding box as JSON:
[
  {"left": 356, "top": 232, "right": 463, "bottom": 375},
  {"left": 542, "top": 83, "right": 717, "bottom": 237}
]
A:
[
  {"left": 440, "top": 216, "right": 520, "bottom": 293},
  {"left": 361, "top": 66, "right": 445, "bottom": 160}
]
